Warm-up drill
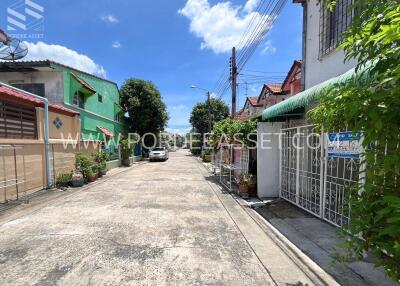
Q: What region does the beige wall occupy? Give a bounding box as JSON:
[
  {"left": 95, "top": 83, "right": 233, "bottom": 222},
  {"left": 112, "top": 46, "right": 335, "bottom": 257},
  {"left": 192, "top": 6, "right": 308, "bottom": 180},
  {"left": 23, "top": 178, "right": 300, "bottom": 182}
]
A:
[
  {"left": 0, "top": 106, "right": 101, "bottom": 203},
  {"left": 36, "top": 107, "right": 81, "bottom": 141},
  {"left": 0, "top": 140, "right": 100, "bottom": 203}
]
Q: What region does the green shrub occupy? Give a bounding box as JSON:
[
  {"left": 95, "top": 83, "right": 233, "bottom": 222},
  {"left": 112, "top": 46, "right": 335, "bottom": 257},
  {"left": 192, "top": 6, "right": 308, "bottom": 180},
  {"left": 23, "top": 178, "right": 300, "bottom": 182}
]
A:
[
  {"left": 94, "top": 150, "right": 110, "bottom": 164},
  {"left": 75, "top": 152, "right": 93, "bottom": 180},
  {"left": 190, "top": 140, "right": 202, "bottom": 156},
  {"left": 94, "top": 150, "right": 109, "bottom": 171},
  {"left": 120, "top": 139, "right": 133, "bottom": 161},
  {"left": 56, "top": 171, "right": 72, "bottom": 186}
]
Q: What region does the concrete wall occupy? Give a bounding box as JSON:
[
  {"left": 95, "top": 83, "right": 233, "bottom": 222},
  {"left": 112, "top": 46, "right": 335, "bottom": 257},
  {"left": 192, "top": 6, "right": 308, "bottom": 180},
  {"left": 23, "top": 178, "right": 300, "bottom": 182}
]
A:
[
  {"left": 0, "top": 140, "right": 83, "bottom": 203},
  {"left": 304, "top": 0, "right": 357, "bottom": 89},
  {"left": 36, "top": 107, "right": 81, "bottom": 141},
  {"left": 257, "top": 122, "right": 283, "bottom": 198},
  {"left": 0, "top": 71, "right": 64, "bottom": 103}
]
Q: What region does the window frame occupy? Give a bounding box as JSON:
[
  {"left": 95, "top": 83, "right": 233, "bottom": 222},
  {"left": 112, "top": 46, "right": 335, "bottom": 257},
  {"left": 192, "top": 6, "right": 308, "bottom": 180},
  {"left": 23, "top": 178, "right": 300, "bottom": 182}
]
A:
[
  {"left": 73, "top": 91, "right": 85, "bottom": 109},
  {"left": 319, "top": 0, "right": 355, "bottom": 59},
  {"left": 12, "top": 83, "right": 45, "bottom": 97}
]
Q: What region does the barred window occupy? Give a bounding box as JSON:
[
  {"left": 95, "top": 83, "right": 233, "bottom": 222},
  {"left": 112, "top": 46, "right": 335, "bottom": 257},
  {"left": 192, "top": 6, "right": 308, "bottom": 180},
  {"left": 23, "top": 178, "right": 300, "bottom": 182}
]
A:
[{"left": 319, "top": 0, "right": 354, "bottom": 58}]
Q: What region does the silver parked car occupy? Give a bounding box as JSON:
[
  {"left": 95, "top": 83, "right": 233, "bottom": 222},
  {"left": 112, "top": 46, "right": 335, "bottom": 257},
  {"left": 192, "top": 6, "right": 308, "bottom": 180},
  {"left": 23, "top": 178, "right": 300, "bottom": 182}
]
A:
[{"left": 149, "top": 147, "right": 169, "bottom": 162}]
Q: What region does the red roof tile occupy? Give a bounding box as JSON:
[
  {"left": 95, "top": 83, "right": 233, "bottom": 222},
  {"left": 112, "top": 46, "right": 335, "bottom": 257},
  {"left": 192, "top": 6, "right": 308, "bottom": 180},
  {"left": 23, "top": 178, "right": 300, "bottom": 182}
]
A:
[
  {"left": 265, "top": 83, "right": 283, "bottom": 93},
  {"left": 247, "top": 96, "right": 260, "bottom": 107},
  {"left": 49, "top": 104, "right": 80, "bottom": 116},
  {"left": 97, "top": 126, "right": 114, "bottom": 138},
  {"left": 0, "top": 85, "right": 79, "bottom": 116},
  {"left": 234, "top": 110, "right": 250, "bottom": 121}
]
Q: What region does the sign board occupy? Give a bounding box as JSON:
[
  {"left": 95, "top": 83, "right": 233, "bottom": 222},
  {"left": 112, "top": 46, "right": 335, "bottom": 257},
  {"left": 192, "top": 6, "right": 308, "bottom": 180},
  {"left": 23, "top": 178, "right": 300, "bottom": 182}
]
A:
[{"left": 327, "top": 132, "right": 361, "bottom": 159}]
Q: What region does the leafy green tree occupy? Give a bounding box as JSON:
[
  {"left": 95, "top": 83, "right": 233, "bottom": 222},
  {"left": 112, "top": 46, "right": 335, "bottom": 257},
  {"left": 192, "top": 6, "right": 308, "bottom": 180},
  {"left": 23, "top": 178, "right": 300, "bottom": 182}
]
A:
[
  {"left": 310, "top": 0, "right": 400, "bottom": 280},
  {"left": 189, "top": 98, "right": 229, "bottom": 136},
  {"left": 120, "top": 79, "right": 169, "bottom": 135}
]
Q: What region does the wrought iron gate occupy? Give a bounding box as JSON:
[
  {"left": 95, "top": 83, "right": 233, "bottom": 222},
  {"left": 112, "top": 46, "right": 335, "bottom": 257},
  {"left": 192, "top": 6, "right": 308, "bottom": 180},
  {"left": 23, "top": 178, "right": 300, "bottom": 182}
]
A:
[{"left": 280, "top": 125, "right": 360, "bottom": 227}]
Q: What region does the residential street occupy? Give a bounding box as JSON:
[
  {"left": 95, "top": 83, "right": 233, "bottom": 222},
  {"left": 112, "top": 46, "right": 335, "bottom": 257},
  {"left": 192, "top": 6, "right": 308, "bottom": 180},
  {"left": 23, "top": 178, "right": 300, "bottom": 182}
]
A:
[{"left": 0, "top": 149, "right": 334, "bottom": 286}]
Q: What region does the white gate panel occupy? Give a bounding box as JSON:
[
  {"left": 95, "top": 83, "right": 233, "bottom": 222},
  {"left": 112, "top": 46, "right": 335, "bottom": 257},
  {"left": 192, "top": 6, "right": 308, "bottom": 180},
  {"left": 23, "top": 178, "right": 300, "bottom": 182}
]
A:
[
  {"left": 323, "top": 156, "right": 359, "bottom": 226},
  {"left": 298, "top": 126, "right": 323, "bottom": 217},
  {"left": 280, "top": 128, "right": 297, "bottom": 203},
  {"left": 279, "top": 125, "right": 361, "bottom": 227}
]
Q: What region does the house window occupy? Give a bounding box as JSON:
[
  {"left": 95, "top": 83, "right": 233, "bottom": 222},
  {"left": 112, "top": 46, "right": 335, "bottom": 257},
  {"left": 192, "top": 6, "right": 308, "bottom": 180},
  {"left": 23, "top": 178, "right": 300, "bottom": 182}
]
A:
[
  {"left": 319, "top": 0, "right": 354, "bottom": 58},
  {"left": 98, "top": 94, "right": 103, "bottom": 103},
  {"left": 73, "top": 91, "right": 85, "bottom": 109},
  {"left": 12, "top": 83, "right": 45, "bottom": 97},
  {"left": 0, "top": 101, "right": 37, "bottom": 139}
]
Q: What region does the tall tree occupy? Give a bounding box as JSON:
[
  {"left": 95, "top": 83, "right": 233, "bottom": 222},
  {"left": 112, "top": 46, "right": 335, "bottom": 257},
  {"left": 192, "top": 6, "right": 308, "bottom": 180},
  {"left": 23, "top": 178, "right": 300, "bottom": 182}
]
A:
[
  {"left": 189, "top": 98, "right": 229, "bottom": 136},
  {"left": 120, "top": 79, "right": 169, "bottom": 135}
]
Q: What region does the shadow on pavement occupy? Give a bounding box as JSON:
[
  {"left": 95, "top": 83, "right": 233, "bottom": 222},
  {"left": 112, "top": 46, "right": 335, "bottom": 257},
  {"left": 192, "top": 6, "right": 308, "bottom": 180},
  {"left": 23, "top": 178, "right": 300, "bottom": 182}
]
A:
[{"left": 255, "top": 200, "right": 397, "bottom": 286}]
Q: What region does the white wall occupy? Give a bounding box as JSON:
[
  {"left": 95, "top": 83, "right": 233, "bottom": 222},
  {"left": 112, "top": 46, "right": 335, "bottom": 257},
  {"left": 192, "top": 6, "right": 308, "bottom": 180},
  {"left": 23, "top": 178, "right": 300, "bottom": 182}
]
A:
[
  {"left": 0, "top": 70, "right": 64, "bottom": 103},
  {"left": 304, "top": 0, "right": 357, "bottom": 89},
  {"left": 257, "top": 122, "right": 283, "bottom": 198}
]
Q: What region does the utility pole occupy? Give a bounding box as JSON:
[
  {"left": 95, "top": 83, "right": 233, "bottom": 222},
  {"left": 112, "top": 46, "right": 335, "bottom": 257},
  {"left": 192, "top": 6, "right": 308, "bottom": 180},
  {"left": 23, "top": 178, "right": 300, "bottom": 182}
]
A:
[
  {"left": 230, "top": 47, "right": 237, "bottom": 117},
  {"left": 206, "top": 91, "right": 212, "bottom": 133}
]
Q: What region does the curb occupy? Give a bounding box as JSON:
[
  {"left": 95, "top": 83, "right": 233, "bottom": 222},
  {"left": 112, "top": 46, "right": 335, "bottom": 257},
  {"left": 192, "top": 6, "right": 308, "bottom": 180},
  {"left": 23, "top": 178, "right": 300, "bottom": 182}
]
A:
[{"left": 198, "top": 159, "right": 339, "bottom": 286}]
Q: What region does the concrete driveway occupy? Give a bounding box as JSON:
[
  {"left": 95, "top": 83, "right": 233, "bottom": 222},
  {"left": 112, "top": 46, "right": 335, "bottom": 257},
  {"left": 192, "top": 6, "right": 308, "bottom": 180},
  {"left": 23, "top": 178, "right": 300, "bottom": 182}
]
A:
[{"left": 0, "top": 150, "right": 335, "bottom": 286}]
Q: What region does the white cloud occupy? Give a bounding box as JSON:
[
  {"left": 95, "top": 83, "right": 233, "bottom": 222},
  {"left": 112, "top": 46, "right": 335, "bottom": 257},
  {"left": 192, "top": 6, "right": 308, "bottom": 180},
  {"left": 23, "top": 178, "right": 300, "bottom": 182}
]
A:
[
  {"left": 260, "top": 40, "right": 276, "bottom": 56},
  {"left": 171, "top": 105, "right": 187, "bottom": 111},
  {"left": 244, "top": 0, "right": 259, "bottom": 13},
  {"left": 178, "top": 0, "right": 262, "bottom": 54},
  {"left": 112, "top": 41, "right": 121, "bottom": 48},
  {"left": 100, "top": 15, "right": 119, "bottom": 23},
  {"left": 23, "top": 41, "right": 106, "bottom": 77}
]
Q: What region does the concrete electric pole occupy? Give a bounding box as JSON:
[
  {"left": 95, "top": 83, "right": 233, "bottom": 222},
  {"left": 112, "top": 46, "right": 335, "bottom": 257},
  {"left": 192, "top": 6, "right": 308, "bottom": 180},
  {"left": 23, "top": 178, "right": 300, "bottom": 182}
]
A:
[
  {"left": 230, "top": 47, "right": 237, "bottom": 117},
  {"left": 206, "top": 91, "right": 212, "bottom": 133}
]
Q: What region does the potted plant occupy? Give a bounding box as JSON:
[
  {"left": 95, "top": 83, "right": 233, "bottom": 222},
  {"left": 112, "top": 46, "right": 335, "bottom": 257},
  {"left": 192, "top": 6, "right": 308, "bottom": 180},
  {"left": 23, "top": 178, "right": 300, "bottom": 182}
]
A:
[
  {"left": 87, "top": 165, "right": 99, "bottom": 182},
  {"left": 202, "top": 148, "right": 212, "bottom": 162},
  {"left": 120, "top": 139, "right": 132, "bottom": 167},
  {"left": 247, "top": 174, "right": 257, "bottom": 196},
  {"left": 98, "top": 162, "right": 107, "bottom": 177},
  {"left": 94, "top": 150, "right": 109, "bottom": 176},
  {"left": 56, "top": 171, "right": 72, "bottom": 188},
  {"left": 238, "top": 172, "right": 250, "bottom": 198},
  {"left": 71, "top": 172, "right": 84, "bottom": 187},
  {"left": 75, "top": 152, "right": 93, "bottom": 181}
]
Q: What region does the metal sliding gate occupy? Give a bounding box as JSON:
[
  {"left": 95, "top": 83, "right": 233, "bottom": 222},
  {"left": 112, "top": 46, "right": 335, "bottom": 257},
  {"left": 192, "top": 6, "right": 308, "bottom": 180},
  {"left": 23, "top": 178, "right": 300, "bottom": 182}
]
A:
[{"left": 280, "top": 125, "right": 360, "bottom": 227}]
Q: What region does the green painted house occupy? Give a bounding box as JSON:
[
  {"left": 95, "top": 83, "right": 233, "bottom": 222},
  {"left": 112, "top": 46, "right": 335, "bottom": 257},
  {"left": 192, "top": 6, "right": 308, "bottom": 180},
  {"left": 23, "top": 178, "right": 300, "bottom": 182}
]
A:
[{"left": 0, "top": 60, "right": 128, "bottom": 144}]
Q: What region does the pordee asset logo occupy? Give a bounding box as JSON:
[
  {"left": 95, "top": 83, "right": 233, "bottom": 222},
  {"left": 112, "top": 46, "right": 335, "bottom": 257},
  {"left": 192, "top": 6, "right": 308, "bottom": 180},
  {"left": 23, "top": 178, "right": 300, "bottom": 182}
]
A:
[{"left": 6, "top": 0, "right": 44, "bottom": 39}]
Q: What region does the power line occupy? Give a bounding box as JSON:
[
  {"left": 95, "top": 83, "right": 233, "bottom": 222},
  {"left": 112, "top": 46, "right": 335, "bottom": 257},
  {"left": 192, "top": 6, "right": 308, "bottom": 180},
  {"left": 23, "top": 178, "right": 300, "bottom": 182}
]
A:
[{"left": 213, "top": 0, "right": 288, "bottom": 101}]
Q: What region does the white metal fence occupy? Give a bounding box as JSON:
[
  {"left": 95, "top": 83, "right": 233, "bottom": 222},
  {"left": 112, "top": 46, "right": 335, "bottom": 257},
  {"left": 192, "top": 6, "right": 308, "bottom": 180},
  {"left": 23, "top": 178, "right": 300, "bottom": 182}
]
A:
[{"left": 280, "top": 125, "right": 360, "bottom": 227}]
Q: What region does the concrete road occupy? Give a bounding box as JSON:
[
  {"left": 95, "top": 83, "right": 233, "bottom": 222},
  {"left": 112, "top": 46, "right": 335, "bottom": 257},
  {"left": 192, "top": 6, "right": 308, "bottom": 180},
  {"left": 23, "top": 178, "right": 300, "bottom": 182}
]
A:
[{"left": 0, "top": 150, "right": 334, "bottom": 285}]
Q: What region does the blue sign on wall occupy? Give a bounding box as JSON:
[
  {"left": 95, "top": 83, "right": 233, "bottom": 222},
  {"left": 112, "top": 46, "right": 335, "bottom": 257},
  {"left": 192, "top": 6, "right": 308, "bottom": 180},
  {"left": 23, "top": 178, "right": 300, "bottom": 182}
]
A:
[{"left": 328, "top": 132, "right": 361, "bottom": 159}]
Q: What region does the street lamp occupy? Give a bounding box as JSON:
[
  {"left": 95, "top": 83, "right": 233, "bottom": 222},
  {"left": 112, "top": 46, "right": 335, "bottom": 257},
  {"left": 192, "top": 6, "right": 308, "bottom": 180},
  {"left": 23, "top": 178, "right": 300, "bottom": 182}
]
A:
[{"left": 191, "top": 85, "right": 212, "bottom": 133}]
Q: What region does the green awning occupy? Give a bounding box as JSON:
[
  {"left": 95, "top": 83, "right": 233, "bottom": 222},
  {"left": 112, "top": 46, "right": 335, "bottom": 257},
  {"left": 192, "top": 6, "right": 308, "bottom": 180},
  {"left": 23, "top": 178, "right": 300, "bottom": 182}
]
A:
[{"left": 261, "top": 64, "right": 370, "bottom": 121}]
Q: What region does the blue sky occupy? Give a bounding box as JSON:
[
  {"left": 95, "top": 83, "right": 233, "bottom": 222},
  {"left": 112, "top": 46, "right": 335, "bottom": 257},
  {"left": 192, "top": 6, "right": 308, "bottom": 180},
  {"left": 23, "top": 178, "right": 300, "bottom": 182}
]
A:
[{"left": 0, "top": 0, "right": 302, "bottom": 134}]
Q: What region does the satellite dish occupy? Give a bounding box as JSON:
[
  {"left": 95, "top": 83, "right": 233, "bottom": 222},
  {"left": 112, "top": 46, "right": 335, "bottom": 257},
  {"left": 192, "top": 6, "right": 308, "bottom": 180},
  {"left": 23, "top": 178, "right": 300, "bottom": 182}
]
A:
[{"left": 0, "top": 38, "right": 28, "bottom": 61}]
